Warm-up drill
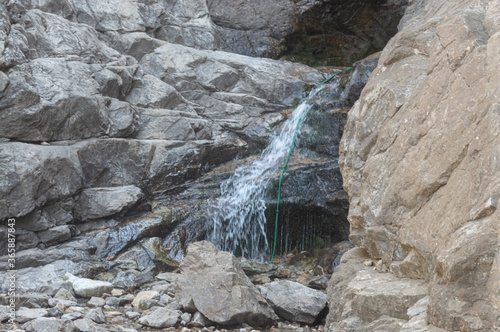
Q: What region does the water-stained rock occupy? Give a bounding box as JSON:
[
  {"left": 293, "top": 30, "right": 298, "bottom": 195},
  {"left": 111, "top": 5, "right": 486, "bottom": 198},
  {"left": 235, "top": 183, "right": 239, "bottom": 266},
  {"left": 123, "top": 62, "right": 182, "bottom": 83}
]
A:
[{"left": 175, "top": 241, "right": 277, "bottom": 327}]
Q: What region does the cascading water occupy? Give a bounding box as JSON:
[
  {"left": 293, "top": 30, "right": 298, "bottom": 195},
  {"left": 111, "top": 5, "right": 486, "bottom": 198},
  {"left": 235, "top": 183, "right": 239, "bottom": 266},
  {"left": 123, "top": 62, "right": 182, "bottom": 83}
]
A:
[{"left": 208, "top": 86, "right": 326, "bottom": 259}]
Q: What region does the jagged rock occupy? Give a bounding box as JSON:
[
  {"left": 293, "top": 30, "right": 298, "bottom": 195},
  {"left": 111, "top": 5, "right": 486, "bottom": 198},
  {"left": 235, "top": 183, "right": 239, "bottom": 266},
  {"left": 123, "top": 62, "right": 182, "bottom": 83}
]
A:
[
  {"left": 0, "top": 143, "right": 83, "bottom": 221},
  {"left": 0, "top": 305, "right": 9, "bottom": 322},
  {"left": 61, "top": 312, "right": 83, "bottom": 320},
  {"left": 176, "top": 241, "right": 277, "bottom": 327},
  {"left": 87, "top": 297, "right": 106, "bottom": 308},
  {"left": 65, "top": 273, "right": 113, "bottom": 298},
  {"left": 115, "top": 237, "right": 180, "bottom": 274},
  {"left": 132, "top": 291, "right": 160, "bottom": 309},
  {"left": 54, "top": 288, "right": 77, "bottom": 302},
  {"left": 75, "top": 186, "right": 143, "bottom": 221},
  {"left": 135, "top": 108, "right": 211, "bottom": 141},
  {"left": 22, "top": 317, "right": 77, "bottom": 332},
  {"left": 48, "top": 299, "right": 78, "bottom": 311},
  {"left": 47, "top": 307, "right": 63, "bottom": 318},
  {"left": 106, "top": 99, "right": 137, "bottom": 137},
  {"left": 207, "top": 0, "right": 296, "bottom": 58},
  {"left": 105, "top": 296, "right": 120, "bottom": 308},
  {"left": 151, "top": 283, "right": 175, "bottom": 296},
  {"left": 20, "top": 9, "right": 121, "bottom": 63},
  {"left": 258, "top": 280, "right": 327, "bottom": 324},
  {"left": 126, "top": 74, "right": 184, "bottom": 109},
  {"left": 138, "top": 307, "right": 182, "bottom": 329},
  {"left": 188, "top": 311, "right": 212, "bottom": 328},
  {"left": 343, "top": 53, "right": 380, "bottom": 104},
  {"left": 86, "top": 307, "right": 106, "bottom": 324},
  {"left": 73, "top": 318, "right": 98, "bottom": 332},
  {"left": 16, "top": 308, "right": 48, "bottom": 323},
  {"left": 125, "top": 311, "right": 140, "bottom": 319},
  {"left": 339, "top": 0, "right": 500, "bottom": 330}
]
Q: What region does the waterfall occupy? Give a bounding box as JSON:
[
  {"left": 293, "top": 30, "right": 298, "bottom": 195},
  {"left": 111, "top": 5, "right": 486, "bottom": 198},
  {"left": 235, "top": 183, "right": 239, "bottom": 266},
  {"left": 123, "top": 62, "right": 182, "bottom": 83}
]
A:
[{"left": 208, "top": 88, "right": 322, "bottom": 259}]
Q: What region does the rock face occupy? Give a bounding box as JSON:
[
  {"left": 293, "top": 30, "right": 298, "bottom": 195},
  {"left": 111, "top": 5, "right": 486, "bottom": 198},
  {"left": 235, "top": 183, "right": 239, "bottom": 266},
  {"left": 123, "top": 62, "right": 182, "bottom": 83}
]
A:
[
  {"left": 175, "top": 241, "right": 277, "bottom": 327},
  {"left": 0, "top": 0, "right": 344, "bottom": 290},
  {"left": 336, "top": 0, "right": 500, "bottom": 330},
  {"left": 258, "top": 280, "right": 327, "bottom": 324}
]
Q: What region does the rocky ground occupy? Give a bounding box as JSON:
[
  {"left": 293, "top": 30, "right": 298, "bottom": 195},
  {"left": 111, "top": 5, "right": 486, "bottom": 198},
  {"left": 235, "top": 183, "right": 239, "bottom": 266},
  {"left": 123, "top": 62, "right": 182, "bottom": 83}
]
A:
[{"left": 0, "top": 241, "right": 353, "bottom": 332}]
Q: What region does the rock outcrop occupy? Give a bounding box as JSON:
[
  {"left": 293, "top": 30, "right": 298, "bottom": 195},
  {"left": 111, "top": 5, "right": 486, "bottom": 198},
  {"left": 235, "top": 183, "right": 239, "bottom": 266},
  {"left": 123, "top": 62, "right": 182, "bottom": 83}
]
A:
[
  {"left": 0, "top": 0, "right": 344, "bottom": 290},
  {"left": 333, "top": 0, "right": 500, "bottom": 330}
]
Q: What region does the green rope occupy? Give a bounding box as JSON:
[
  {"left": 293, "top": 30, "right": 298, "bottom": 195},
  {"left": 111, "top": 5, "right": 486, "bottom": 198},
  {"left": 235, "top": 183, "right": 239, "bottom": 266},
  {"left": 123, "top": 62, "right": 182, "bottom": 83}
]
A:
[{"left": 270, "top": 67, "right": 352, "bottom": 264}]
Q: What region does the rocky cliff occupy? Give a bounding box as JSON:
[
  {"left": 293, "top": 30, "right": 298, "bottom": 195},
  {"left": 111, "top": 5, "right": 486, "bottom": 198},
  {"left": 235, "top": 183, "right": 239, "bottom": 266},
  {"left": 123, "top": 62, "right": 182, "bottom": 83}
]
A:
[{"left": 331, "top": 0, "right": 500, "bottom": 331}]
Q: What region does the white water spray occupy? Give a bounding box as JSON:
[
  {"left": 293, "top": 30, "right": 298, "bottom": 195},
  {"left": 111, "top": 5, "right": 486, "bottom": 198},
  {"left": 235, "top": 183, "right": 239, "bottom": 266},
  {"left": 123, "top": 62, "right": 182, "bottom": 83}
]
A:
[{"left": 208, "top": 89, "right": 321, "bottom": 258}]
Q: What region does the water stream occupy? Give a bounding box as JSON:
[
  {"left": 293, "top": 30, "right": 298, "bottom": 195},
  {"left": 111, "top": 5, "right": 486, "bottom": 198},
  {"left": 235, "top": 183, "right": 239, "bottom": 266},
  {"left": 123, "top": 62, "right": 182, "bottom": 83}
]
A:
[{"left": 208, "top": 87, "right": 325, "bottom": 259}]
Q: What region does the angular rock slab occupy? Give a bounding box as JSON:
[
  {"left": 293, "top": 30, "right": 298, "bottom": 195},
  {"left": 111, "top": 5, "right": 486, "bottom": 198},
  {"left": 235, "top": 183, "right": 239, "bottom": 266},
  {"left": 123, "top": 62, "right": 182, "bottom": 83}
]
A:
[
  {"left": 75, "top": 185, "right": 143, "bottom": 221},
  {"left": 138, "top": 307, "right": 182, "bottom": 328},
  {"left": 258, "top": 280, "right": 327, "bottom": 324},
  {"left": 175, "top": 241, "right": 277, "bottom": 327},
  {"left": 22, "top": 317, "right": 77, "bottom": 332}
]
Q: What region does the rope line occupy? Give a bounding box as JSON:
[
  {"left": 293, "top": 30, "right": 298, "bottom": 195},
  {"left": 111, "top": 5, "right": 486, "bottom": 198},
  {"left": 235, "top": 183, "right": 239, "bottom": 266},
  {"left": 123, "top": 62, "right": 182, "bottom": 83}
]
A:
[{"left": 270, "top": 67, "right": 352, "bottom": 263}]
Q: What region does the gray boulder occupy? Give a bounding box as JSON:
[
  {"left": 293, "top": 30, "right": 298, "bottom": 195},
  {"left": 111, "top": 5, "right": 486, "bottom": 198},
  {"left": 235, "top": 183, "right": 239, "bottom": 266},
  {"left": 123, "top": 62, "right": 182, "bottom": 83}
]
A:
[
  {"left": 65, "top": 273, "right": 113, "bottom": 298},
  {"left": 258, "top": 280, "right": 327, "bottom": 324},
  {"left": 0, "top": 305, "right": 10, "bottom": 322},
  {"left": 16, "top": 308, "right": 48, "bottom": 323},
  {"left": 138, "top": 307, "right": 182, "bottom": 328},
  {"left": 175, "top": 241, "right": 277, "bottom": 327},
  {"left": 85, "top": 307, "right": 106, "bottom": 324},
  {"left": 22, "top": 317, "right": 77, "bottom": 332}
]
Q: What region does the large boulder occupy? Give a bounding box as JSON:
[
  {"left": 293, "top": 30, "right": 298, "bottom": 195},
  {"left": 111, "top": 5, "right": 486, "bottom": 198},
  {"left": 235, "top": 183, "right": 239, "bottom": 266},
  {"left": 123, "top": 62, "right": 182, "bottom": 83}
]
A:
[
  {"left": 258, "top": 280, "right": 327, "bottom": 324},
  {"left": 138, "top": 307, "right": 182, "bottom": 329},
  {"left": 175, "top": 241, "right": 277, "bottom": 327},
  {"left": 338, "top": 0, "right": 500, "bottom": 330},
  {"left": 22, "top": 317, "right": 77, "bottom": 332},
  {"left": 65, "top": 273, "right": 113, "bottom": 298}
]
